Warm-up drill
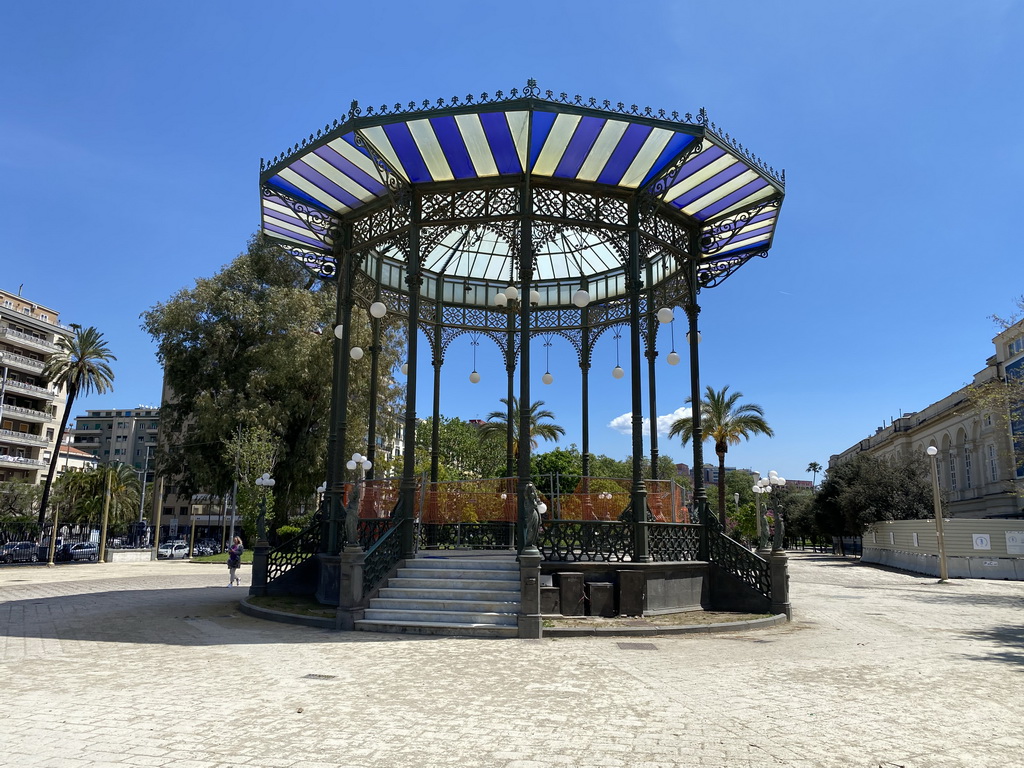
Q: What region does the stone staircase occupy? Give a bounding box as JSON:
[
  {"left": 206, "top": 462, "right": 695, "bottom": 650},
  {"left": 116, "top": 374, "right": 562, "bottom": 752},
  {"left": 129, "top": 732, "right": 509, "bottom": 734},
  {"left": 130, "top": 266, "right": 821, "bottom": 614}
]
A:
[{"left": 355, "top": 554, "right": 520, "bottom": 637}]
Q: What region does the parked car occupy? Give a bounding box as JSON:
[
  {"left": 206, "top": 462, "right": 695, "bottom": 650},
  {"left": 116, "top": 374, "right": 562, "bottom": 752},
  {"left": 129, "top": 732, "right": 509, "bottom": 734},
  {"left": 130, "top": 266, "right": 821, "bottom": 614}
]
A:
[
  {"left": 197, "top": 538, "right": 221, "bottom": 555},
  {"left": 69, "top": 541, "right": 100, "bottom": 562},
  {"left": 157, "top": 542, "right": 190, "bottom": 559},
  {"left": 1, "top": 541, "right": 39, "bottom": 563}
]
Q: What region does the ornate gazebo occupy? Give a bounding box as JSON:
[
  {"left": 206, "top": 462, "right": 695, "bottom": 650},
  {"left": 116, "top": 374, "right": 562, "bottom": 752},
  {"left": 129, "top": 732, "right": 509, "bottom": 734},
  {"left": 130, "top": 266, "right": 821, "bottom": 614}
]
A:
[{"left": 251, "top": 81, "right": 788, "bottom": 635}]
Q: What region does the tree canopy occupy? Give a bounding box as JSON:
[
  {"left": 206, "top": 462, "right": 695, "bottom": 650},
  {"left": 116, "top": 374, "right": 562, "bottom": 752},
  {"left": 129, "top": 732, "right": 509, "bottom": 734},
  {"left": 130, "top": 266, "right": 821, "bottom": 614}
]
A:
[
  {"left": 141, "top": 235, "right": 404, "bottom": 531},
  {"left": 813, "top": 453, "right": 935, "bottom": 536}
]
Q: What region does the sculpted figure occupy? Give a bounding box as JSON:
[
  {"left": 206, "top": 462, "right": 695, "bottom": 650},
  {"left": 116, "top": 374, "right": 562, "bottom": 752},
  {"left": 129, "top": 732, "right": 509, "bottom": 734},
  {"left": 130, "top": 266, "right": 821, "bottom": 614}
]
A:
[{"left": 520, "top": 482, "right": 543, "bottom": 552}]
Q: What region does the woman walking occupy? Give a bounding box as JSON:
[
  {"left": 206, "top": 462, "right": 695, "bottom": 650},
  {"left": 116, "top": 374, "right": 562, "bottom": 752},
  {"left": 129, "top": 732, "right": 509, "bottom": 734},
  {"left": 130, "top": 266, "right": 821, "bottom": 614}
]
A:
[{"left": 227, "top": 536, "right": 244, "bottom": 587}]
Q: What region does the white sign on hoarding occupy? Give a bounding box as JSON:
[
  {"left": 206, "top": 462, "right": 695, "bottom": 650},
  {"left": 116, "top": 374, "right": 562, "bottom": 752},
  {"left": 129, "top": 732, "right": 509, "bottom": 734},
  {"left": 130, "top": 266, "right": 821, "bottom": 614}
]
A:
[
  {"left": 1006, "top": 531, "right": 1024, "bottom": 555},
  {"left": 169, "top": 518, "right": 178, "bottom": 538},
  {"left": 972, "top": 533, "right": 991, "bottom": 551}
]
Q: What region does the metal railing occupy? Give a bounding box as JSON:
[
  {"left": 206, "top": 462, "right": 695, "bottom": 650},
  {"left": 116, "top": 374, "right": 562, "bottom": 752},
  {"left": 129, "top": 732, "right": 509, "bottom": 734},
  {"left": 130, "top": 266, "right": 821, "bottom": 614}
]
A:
[
  {"left": 1, "top": 403, "right": 51, "bottom": 421},
  {"left": 707, "top": 531, "right": 771, "bottom": 600},
  {"left": 0, "top": 428, "right": 47, "bottom": 444},
  {"left": 0, "top": 327, "right": 59, "bottom": 350},
  {"left": 538, "top": 519, "right": 633, "bottom": 562},
  {"left": 648, "top": 522, "right": 702, "bottom": 561},
  {"left": 266, "top": 514, "right": 322, "bottom": 584},
  {"left": 0, "top": 454, "right": 47, "bottom": 467},
  {"left": 1, "top": 377, "right": 56, "bottom": 399},
  {"left": 362, "top": 520, "right": 403, "bottom": 596},
  {"left": 0, "top": 351, "right": 44, "bottom": 371}
]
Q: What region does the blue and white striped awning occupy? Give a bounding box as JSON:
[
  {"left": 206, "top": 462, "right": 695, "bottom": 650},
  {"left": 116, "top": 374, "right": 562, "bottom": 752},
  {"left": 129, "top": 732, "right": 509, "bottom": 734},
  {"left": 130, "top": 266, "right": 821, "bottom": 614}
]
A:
[{"left": 260, "top": 89, "right": 784, "bottom": 296}]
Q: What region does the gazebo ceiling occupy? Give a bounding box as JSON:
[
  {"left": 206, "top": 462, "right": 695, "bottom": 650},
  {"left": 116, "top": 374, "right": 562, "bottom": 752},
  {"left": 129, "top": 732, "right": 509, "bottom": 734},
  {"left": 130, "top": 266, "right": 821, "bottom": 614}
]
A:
[{"left": 259, "top": 82, "right": 785, "bottom": 307}]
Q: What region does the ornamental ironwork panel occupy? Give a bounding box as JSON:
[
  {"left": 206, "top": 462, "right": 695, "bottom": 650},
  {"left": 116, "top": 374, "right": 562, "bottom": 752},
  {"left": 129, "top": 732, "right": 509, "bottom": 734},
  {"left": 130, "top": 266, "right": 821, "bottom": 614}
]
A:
[
  {"left": 267, "top": 514, "right": 323, "bottom": 585},
  {"left": 533, "top": 188, "right": 630, "bottom": 229},
  {"left": 707, "top": 532, "right": 772, "bottom": 599},
  {"left": 362, "top": 522, "right": 405, "bottom": 597},
  {"left": 421, "top": 187, "right": 520, "bottom": 223},
  {"left": 418, "top": 522, "right": 515, "bottom": 549},
  {"left": 648, "top": 523, "right": 702, "bottom": 562},
  {"left": 539, "top": 520, "right": 633, "bottom": 562}
]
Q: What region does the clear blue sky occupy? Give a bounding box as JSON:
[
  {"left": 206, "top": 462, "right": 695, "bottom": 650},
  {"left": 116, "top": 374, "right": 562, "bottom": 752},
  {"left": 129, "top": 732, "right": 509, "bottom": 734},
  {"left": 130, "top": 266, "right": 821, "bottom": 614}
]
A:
[{"left": 3, "top": 1, "right": 1022, "bottom": 483}]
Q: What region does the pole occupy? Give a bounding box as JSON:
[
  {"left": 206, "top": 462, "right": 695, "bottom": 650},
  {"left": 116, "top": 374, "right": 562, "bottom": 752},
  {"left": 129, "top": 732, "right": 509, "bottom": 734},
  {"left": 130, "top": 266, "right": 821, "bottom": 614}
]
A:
[
  {"left": 98, "top": 465, "right": 111, "bottom": 563},
  {"left": 137, "top": 447, "right": 150, "bottom": 522},
  {"left": 46, "top": 500, "right": 61, "bottom": 567},
  {"left": 151, "top": 476, "right": 164, "bottom": 559},
  {"left": 928, "top": 450, "right": 949, "bottom": 581}
]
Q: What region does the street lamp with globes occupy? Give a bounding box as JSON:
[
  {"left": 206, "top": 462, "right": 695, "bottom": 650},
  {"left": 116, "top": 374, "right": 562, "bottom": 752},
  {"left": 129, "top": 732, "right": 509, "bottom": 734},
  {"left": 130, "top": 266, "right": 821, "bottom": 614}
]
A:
[
  {"left": 255, "top": 472, "right": 275, "bottom": 545},
  {"left": 752, "top": 471, "right": 786, "bottom": 552},
  {"left": 925, "top": 446, "right": 949, "bottom": 581}
]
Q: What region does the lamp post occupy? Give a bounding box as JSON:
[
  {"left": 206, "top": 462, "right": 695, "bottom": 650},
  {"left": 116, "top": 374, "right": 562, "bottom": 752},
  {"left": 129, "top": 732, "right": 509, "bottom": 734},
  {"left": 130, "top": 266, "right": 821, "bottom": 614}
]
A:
[
  {"left": 752, "top": 471, "right": 786, "bottom": 553},
  {"left": 255, "top": 472, "right": 275, "bottom": 546},
  {"left": 926, "top": 446, "right": 949, "bottom": 582}
]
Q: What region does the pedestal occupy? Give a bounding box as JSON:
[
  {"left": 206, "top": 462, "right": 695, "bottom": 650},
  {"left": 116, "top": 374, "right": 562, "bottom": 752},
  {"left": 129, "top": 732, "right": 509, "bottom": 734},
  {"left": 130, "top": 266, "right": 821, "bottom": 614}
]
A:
[
  {"left": 335, "top": 547, "right": 366, "bottom": 630},
  {"left": 518, "top": 549, "right": 542, "bottom": 639},
  {"left": 769, "top": 550, "right": 791, "bottom": 620},
  {"left": 249, "top": 542, "right": 270, "bottom": 597}
]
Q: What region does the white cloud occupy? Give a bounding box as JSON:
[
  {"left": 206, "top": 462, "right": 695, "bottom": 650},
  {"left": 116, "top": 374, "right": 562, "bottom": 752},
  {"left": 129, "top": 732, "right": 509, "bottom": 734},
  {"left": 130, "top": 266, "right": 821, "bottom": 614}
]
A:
[{"left": 607, "top": 406, "right": 691, "bottom": 437}]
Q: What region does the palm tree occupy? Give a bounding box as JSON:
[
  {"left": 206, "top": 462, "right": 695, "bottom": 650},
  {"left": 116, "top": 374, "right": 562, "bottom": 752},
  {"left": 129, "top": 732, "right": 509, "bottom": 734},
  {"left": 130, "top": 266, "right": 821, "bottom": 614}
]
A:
[
  {"left": 807, "top": 461, "right": 823, "bottom": 489},
  {"left": 38, "top": 326, "right": 116, "bottom": 525},
  {"left": 478, "top": 396, "right": 565, "bottom": 469},
  {"left": 668, "top": 385, "right": 774, "bottom": 527}
]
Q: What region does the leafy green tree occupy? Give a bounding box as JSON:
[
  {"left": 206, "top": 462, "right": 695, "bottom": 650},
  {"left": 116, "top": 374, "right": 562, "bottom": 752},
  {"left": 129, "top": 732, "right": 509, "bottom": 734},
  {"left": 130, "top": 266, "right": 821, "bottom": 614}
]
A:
[
  {"left": 414, "top": 416, "right": 505, "bottom": 480},
  {"left": 142, "top": 235, "right": 404, "bottom": 533},
  {"left": 813, "top": 453, "right": 934, "bottom": 536},
  {"left": 668, "top": 385, "right": 774, "bottom": 527},
  {"left": 37, "top": 326, "right": 116, "bottom": 525},
  {"left": 478, "top": 396, "right": 565, "bottom": 469},
  {"left": 54, "top": 463, "right": 140, "bottom": 527},
  {"left": 0, "top": 480, "right": 40, "bottom": 521},
  {"left": 223, "top": 424, "right": 277, "bottom": 543},
  {"left": 532, "top": 447, "right": 582, "bottom": 498}
]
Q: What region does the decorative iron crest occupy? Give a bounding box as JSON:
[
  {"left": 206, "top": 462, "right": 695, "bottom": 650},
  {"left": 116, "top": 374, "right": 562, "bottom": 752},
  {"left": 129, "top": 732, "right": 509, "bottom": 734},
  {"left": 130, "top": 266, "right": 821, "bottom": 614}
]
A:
[
  {"left": 639, "top": 139, "right": 708, "bottom": 202},
  {"left": 353, "top": 129, "right": 412, "bottom": 212},
  {"left": 270, "top": 241, "right": 338, "bottom": 281},
  {"left": 697, "top": 248, "right": 769, "bottom": 289}
]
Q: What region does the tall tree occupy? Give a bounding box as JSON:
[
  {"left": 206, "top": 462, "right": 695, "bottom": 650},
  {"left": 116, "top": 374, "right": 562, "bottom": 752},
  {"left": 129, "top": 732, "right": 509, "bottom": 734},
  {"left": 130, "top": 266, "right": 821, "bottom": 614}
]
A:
[
  {"left": 142, "top": 235, "right": 405, "bottom": 532},
  {"left": 38, "top": 326, "right": 116, "bottom": 525},
  {"left": 806, "top": 461, "right": 823, "bottom": 489},
  {"left": 478, "top": 397, "right": 565, "bottom": 468},
  {"left": 668, "top": 385, "right": 774, "bottom": 526}
]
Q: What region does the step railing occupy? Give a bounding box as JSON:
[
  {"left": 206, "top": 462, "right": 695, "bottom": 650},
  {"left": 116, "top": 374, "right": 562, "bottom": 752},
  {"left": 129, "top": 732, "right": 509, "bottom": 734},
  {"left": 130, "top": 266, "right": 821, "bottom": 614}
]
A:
[
  {"left": 648, "top": 522, "right": 702, "bottom": 561},
  {"left": 538, "top": 520, "right": 633, "bottom": 562},
  {"left": 362, "top": 520, "right": 403, "bottom": 597}
]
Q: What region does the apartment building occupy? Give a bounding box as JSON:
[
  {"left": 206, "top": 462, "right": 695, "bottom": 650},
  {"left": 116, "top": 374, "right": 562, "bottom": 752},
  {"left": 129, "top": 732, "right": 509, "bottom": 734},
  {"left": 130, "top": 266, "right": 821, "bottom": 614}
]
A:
[
  {"left": 0, "top": 287, "right": 75, "bottom": 484},
  {"left": 831, "top": 319, "right": 1024, "bottom": 519},
  {"left": 70, "top": 407, "right": 159, "bottom": 481}
]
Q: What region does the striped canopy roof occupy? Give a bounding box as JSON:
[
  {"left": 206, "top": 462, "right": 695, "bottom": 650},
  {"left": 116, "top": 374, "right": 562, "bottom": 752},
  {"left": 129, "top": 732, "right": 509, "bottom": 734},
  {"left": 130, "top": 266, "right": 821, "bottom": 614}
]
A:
[{"left": 259, "top": 83, "right": 784, "bottom": 304}]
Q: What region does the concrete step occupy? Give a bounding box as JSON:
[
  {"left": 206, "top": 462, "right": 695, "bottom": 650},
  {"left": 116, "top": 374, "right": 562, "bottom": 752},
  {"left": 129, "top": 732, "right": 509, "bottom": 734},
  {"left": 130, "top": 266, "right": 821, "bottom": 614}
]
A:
[
  {"left": 363, "top": 608, "right": 518, "bottom": 625},
  {"left": 369, "top": 597, "right": 520, "bottom": 613},
  {"left": 388, "top": 577, "right": 519, "bottom": 591},
  {"left": 354, "top": 619, "right": 519, "bottom": 638},
  {"left": 395, "top": 567, "right": 518, "bottom": 582},
  {"left": 379, "top": 587, "right": 520, "bottom": 602},
  {"left": 412, "top": 557, "right": 518, "bottom": 572}
]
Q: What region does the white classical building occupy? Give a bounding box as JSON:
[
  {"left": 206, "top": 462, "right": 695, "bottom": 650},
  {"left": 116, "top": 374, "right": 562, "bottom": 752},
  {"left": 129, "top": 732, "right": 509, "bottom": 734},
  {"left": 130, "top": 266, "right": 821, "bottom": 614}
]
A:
[{"left": 831, "top": 320, "right": 1024, "bottom": 519}]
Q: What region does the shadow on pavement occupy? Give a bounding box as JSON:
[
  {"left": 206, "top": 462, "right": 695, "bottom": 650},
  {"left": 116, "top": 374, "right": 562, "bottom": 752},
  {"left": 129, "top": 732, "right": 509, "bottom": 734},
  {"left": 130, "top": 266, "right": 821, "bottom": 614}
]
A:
[
  {"left": 0, "top": 586, "right": 448, "bottom": 648},
  {"left": 962, "top": 624, "right": 1024, "bottom": 667}
]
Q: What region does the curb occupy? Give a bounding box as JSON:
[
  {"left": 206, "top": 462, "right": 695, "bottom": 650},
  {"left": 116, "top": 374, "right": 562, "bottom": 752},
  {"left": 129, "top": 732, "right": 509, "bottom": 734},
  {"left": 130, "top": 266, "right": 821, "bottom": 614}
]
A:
[
  {"left": 239, "top": 596, "right": 336, "bottom": 630},
  {"left": 542, "top": 612, "right": 788, "bottom": 637}
]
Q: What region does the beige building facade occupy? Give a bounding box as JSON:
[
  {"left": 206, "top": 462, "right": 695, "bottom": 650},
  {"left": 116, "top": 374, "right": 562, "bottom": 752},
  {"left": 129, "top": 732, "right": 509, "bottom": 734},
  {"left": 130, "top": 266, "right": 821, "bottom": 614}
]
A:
[
  {"left": 831, "top": 320, "right": 1024, "bottom": 519},
  {"left": 0, "top": 288, "right": 75, "bottom": 485}
]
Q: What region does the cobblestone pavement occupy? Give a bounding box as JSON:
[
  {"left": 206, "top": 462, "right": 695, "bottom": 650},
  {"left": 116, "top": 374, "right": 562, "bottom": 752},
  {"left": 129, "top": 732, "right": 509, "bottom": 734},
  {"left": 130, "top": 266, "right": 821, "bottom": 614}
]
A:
[{"left": 1, "top": 554, "right": 1022, "bottom": 768}]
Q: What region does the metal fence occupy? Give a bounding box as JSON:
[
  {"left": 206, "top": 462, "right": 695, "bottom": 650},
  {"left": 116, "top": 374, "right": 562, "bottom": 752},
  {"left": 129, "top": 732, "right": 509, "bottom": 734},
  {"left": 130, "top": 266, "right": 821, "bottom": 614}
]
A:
[{"left": 0, "top": 521, "right": 152, "bottom": 564}]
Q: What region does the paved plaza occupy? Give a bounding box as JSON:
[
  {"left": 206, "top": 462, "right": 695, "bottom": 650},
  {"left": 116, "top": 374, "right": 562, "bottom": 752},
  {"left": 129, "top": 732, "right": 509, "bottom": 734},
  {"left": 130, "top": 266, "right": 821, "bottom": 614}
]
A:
[{"left": 0, "top": 554, "right": 1022, "bottom": 768}]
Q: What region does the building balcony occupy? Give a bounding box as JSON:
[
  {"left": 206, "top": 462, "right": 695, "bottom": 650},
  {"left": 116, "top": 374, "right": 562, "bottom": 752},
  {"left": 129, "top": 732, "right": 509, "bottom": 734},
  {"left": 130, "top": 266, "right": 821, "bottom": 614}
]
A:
[
  {"left": 0, "top": 403, "right": 52, "bottom": 423},
  {"left": 0, "top": 350, "right": 45, "bottom": 374},
  {"left": 72, "top": 435, "right": 101, "bottom": 447},
  {"left": 1, "top": 377, "right": 57, "bottom": 401},
  {"left": 0, "top": 453, "right": 47, "bottom": 469},
  {"left": 0, "top": 327, "right": 59, "bottom": 353},
  {"left": 0, "top": 428, "right": 47, "bottom": 447}
]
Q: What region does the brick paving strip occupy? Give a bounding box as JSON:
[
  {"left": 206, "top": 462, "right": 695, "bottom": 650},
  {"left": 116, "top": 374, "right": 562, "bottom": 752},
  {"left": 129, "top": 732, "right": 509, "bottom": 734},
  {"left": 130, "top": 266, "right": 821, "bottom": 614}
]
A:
[{"left": 1, "top": 554, "right": 1022, "bottom": 767}]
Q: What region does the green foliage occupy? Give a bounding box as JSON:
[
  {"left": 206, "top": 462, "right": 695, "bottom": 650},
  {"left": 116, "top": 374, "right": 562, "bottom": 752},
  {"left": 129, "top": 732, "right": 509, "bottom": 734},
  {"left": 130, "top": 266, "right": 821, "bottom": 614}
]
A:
[
  {"left": 142, "top": 235, "right": 405, "bottom": 530},
  {"left": 0, "top": 480, "right": 40, "bottom": 520},
  {"left": 276, "top": 524, "right": 302, "bottom": 541},
  {"left": 813, "top": 453, "right": 935, "bottom": 536},
  {"left": 414, "top": 416, "right": 505, "bottom": 480},
  {"left": 532, "top": 447, "right": 582, "bottom": 497},
  {"left": 51, "top": 463, "right": 140, "bottom": 527}
]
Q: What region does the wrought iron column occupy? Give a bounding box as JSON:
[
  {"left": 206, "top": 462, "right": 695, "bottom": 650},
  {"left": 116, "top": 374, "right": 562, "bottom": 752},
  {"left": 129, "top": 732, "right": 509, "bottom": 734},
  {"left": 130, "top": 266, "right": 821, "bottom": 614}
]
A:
[
  {"left": 430, "top": 294, "right": 443, "bottom": 483},
  {"left": 686, "top": 252, "right": 712, "bottom": 552},
  {"left": 328, "top": 234, "right": 357, "bottom": 556},
  {"left": 645, "top": 263, "right": 660, "bottom": 481},
  {"left": 506, "top": 309, "right": 516, "bottom": 478},
  {"left": 366, "top": 306, "right": 382, "bottom": 480},
  {"left": 581, "top": 312, "right": 591, "bottom": 480},
  {"left": 627, "top": 198, "right": 649, "bottom": 562},
  {"left": 517, "top": 177, "right": 538, "bottom": 557},
  {"left": 399, "top": 194, "right": 423, "bottom": 558}
]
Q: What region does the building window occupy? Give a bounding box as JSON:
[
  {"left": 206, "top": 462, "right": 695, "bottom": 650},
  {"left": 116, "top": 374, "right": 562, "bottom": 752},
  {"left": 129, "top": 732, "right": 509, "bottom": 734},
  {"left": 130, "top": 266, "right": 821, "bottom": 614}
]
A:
[
  {"left": 39, "top": 314, "right": 47, "bottom": 321},
  {"left": 964, "top": 447, "right": 972, "bottom": 489},
  {"left": 988, "top": 444, "right": 998, "bottom": 482},
  {"left": 984, "top": 413, "right": 993, "bottom": 428},
  {"left": 2, "top": 300, "right": 11, "bottom": 308},
  {"left": 22, "top": 308, "right": 30, "bottom": 315},
  {"left": 949, "top": 454, "right": 957, "bottom": 491},
  {"left": 1009, "top": 337, "right": 1024, "bottom": 356}
]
